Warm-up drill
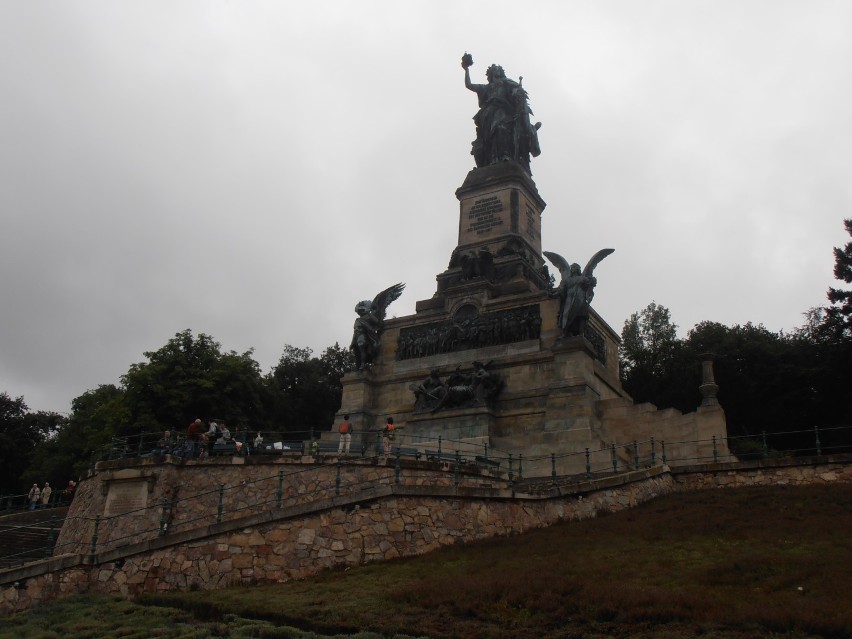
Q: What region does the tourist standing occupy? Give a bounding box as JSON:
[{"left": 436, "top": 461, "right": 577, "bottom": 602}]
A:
[
  {"left": 187, "top": 419, "right": 202, "bottom": 457},
  {"left": 40, "top": 482, "right": 52, "bottom": 509},
  {"left": 338, "top": 414, "right": 353, "bottom": 455},
  {"left": 382, "top": 417, "right": 395, "bottom": 456},
  {"left": 27, "top": 484, "right": 40, "bottom": 511}
]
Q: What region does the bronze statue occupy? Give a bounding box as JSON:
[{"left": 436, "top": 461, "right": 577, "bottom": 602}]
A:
[
  {"left": 409, "top": 361, "right": 504, "bottom": 413},
  {"left": 350, "top": 283, "right": 405, "bottom": 370},
  {"left": 544, "top": 249, "right": 614, "bottom": 337},
  {"left": 462, "top": 52, "right": 541, "bottom": 174}
]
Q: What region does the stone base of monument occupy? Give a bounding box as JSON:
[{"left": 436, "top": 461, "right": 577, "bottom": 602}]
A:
[
  {"left": 403, "top": 406, "right": 493, "bottom": 455},
  {"left": 335, "top": 159, "right": 731, "bottom": 475}
]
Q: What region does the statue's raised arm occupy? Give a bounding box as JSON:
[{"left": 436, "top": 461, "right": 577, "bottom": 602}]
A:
[{"left": 461, "top": 52, "right": 541, "bottom": 174}]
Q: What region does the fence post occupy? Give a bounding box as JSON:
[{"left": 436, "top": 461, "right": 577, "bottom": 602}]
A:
[
  {"left": 159, "top": 498, "right": 169, "bottom": 536},
  {"left": 375, "top": 432, "right": 382, "bottom": 457},
  {"left": 585, "top": 448, "right": 591, "bottom": 479},
  {"left": 90, "top": 516, "right": 100, "bottom": 555},
  {"left": 761, "top": 430, "right": 768, "bottom": 459},
  {"left": 650, "top": 438, "right": 656, "bottom": 466},
  {"left": 277, "top": 471, "right": 284, "bottom": 508},
  {"left": 814, "top": 425, "right": 822, "bottom": 456},
  {"left": 136, "top": 435, "right": 144, "bottom": 458},
  {"left": 633, "top": 440, "right": 639, "bottom": 470},
  {"left": 484, "top": 442, "right": 488, "bottom": 460},
  {"left": 518, "top": 453, "right": 523, "bottom": 481},
  {"left": 454, "top": 451, "right": 460, "bottom": 487},
  {"left": 438, "top": 435, "right": 443, "bottom": 457},
  {"left": 394, "top": 451, "right": 401, "bottom": 484},
  {"left": 336, "top": 461, "right": 342, "bottom": 495},
  {"left": 611, "top": 444, "right": 617, "bottom": 472},
  {"left": 45, "top": 515, "right": 56, "bottom": 558},
  {"left": 661, "top": 440, "right": 667, "bottom": 465},
  {"left": 217, "top": 485, "right": 224, "bottom": 524},
  {"left": 712, "top": 436, "right": 718, "bottom": 463},
  {"left": 551, "top": 453, "right": 557, "bottom": 486},
  {"left": 508, "top": 453, "right": 514, "bottom": 487}
]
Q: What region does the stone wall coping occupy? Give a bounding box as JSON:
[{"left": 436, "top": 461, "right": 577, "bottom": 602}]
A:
[
  {"left": 3, "top": 457, "right": 849, "bottom": 593},
  {"left": 0, "top": 466, "right": 668, "bottom": 586},
  {"left": 0, "top": 553, "right": 87, "bottom": 584},
  {"left": 670, "top": 453, "right": 852, "bottom": 476}
]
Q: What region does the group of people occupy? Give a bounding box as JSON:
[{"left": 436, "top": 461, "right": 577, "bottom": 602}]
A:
[
  {"left": 336, "top": 415, "right": 396, "bottom": 457},
  {"left": 27, "top": 480, "right": 76, "bottom": 510},
  {"left": 146, "top": 415, "right": 398, "bottom": 460},
  {"left": 182, "top": 418, "right": 234, "bottom": 458}
]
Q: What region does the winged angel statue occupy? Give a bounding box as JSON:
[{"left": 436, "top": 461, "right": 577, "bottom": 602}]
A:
[
  {"left": 544, "top": 249, "right": 614, "bottom": 337},
  {"left": 350, "top": 283, "right": 405, "bottom": 370}
]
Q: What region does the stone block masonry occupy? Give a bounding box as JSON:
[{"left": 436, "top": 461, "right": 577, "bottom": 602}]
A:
[{"left": 1, "top": 455, "right": 850, "bottom": 614}]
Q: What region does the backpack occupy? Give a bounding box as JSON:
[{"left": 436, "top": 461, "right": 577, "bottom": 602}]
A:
[{"left": 339, "top": 421, "right": 350, "bottom": 434}]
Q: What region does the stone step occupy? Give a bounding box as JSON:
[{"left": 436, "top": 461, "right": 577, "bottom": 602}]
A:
[{"left": 0, "top": 507, "right": 68, "bottom": 568}]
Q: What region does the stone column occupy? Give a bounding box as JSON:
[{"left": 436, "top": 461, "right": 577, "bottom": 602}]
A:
[{"left": 699, "top": 353, "right": 720, "bottom": 407}]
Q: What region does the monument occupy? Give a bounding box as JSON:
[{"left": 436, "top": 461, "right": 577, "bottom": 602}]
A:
[{"left": 334, "top": 54, "right": 729, "bottom": 473}]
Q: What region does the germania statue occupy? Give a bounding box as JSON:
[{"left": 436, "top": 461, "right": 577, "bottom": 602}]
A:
[{"left": 462, "top": 52, "right": 542, "bottom": 174}]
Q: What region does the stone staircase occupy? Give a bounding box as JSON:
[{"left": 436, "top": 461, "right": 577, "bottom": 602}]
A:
[{"left": 0, "top": 508, "right": 68, "bottom": 568}]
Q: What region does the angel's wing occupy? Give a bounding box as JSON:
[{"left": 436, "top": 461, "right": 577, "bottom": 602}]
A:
[
  {"left": 582, "top": 249, "right": 614, "bottom": 278},
  {"left": 372, "top": 282, "right": 405, "bottom": 321},
  {"left": 543, "top": 251, "right": 570, "bottom": 277}
]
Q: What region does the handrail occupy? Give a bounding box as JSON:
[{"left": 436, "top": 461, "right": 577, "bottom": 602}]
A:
[{"left": 1, "top": 424, "right": 848, "bottom": 568}]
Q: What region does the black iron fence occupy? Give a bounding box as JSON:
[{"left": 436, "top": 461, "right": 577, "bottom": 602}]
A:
[{"left": 0, "top": 424, "right": 849, "bottom": 569}]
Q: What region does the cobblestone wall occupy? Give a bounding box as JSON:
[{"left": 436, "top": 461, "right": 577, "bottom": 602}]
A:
[
  {"left": 3, "top": 456, "right": 850, "bottom": 615},
  {"left": 54, "top": 457, "right": 468, "bottom": 556},
  {"left": 671, "top": 458, "right": 852, "bottom": 490}
]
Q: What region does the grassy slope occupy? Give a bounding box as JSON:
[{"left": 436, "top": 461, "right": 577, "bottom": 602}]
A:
[{"left": 1, "top": 484, "right": 850, "bottom": 639}]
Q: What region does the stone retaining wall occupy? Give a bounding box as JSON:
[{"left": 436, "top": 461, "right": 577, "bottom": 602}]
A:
[
  {"left": 2, "top": 455, "right": 850, "bottom": 615},
  {"left": 55, "top": 456, "right": 482, "bottom": 557},
  {"left": 671, "top": 456, "right": 852, "bottom": 490}
]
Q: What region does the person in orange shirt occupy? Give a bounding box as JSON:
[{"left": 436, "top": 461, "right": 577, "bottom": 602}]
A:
[{"left": 338, "top": 414, "right": 353, "bottom": 455}]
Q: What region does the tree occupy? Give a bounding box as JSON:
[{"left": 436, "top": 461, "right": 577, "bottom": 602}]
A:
[
  {"left": 685, "top": 322, "right": 816, "bottom": 438},
  {"left": 620, "top": 301, "right": 679, "bottom": 377},
  {"left": 619, "top": 302, "right": 697, "bottom": 411},
  {"left": 265, "top": 343, "right": 354, "bottom": 435},
  {"left": 21, "top": 385, "right": 128, "bottom": 491},
  {"left": 0, "top": 393, "right": 64, "bottom": 493},
  {"left": 825, "top": 218, "right": 852, "bottom": 338},
  {"left": 121, "top": 330, "right": 266, "bottom": 435}
]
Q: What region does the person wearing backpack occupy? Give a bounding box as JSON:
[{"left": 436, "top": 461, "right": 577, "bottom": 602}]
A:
[{"left": 338, "top": 414, "right": 353, "bottom": 455}]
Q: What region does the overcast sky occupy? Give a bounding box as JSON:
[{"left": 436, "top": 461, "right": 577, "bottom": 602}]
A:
[{"left": 2, "top": 1, "right": 851, "bottom": 414}]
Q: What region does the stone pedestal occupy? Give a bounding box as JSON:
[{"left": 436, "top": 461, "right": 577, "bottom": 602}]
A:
[{"left": 332, "top": 160, "right": 731, "bottom": 472}]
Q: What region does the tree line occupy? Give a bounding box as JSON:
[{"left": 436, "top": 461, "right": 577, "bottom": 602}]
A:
[
  {"left": 620, "top": 219, "right": 851, "bottom": 457},
  {"left": 0, "top": 334, "right": 354, "bottom": 494},
  {"left": 2, "top": 219, "right": 850, "bottom": 494}
]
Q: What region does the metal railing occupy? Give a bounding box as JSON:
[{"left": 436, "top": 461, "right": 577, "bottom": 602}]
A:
[{"left": 2, "top": 424, "right": 848, "bottom": 569}]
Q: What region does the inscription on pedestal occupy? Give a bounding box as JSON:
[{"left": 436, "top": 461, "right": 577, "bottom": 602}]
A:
[
  {"left": 104, "top": 481, "right": 148, "bottom": 516},
  {"left": 467, "top": 195, "right": 504, "bottom": 234},
  {"left": 525, "top": 203, "right": 540, "bottom": 241}
]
